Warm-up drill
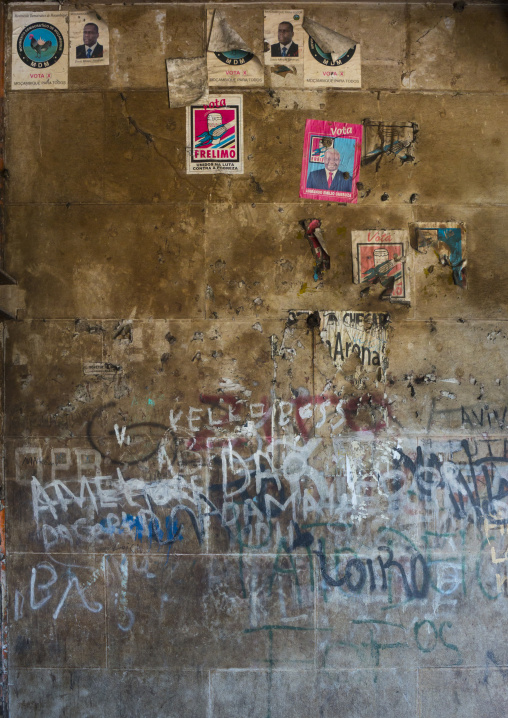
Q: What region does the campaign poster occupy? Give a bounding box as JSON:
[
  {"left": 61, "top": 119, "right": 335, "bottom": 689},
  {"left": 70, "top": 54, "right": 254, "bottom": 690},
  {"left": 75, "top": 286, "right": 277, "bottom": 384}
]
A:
[
  {"left": 363, "top": 120, "right": 417, "bottom": 166},
  {"left": 303, "top": 17, "right": 361, "bottom": 89},
  {"left": 69, "top": 13, "right": 109, "bottom": 67},
  {"left": 186, "top": 94, "right": 244, "bottom": 175},
  {"left": 410, "top": 223, "right": 467, "bottom": 288},
  {"left": 11, "top": 11, "right": 68, "bottom": 90},
  {"left": 320, "top": 311, "right": 389, "bottom": 373},
  {"left": 352, "top": 230, "right": 411, "bottom": 305},
  {"left": 206, "top": 9, "right": 263, "bottom": 87},
  {"left": 300, "top": 119, "right": 362, "bottom": 203},
  {"left": 264, "top": 9, "right": 304, "bottom": 66}
]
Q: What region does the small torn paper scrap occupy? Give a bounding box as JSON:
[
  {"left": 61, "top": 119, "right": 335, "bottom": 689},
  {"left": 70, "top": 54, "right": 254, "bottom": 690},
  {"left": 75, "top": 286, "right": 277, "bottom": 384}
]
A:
[
  {"left": 302, "top": 16, "right": 361, "bottom": 88},
  {"left": 207, "top": 8, "right": 263, "bottom": 87},
  {"left": 300, "top": 218, "right": 330, "bottom": 281},
  {"left": 186, "top": 94, "right": 243, "bottom": 175},
  {"left": 83, "top": 362, "right": 121, "bottom": 378},
  {"left": 320, "top": 311, "right": 389, "bottom": 372},
  {"left": 410, "top": 223, "right": 467, "bottom": 288},
  {"left": 352, "top": 230, "right": 411, "bottom": 305},
  {"left": 12, "top": 11, "right": 68, "bottom": 90},
  {"left": 69, "top": 12, "right": 109, "bottom": 67},
  {"left": 300, "top": 119, "right": 362, "bottom": 204},
  {"left": 363, "top": 120, "right": 417, "bottom": 166},
  {"left": 166, "top": 57, "right": 207, "bottom": 108}
]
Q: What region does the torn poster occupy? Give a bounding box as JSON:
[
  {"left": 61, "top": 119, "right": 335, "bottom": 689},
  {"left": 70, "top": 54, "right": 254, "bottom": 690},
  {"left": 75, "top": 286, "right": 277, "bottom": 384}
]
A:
[
  {"left": 410, "top": 223, "right": 467, "bottom": 288},
  {"left": 264, "top": 10, "right": 304, "bottom": 66},
  {"left": 363, "top": 120, "right": 417, "bottom": 166},
  {"left": 300, "top": 119, "right": 362, "bottom": 203},
  {"left": 69, "top": 13, "right": 109, "bottom": 67},
  {"left": 303, "top": 17, "right": 361, "bottom": 89},
  {"left": 12, "top": 11, "right": 68, "bottom": 90},
  {"left": 166, "top": 57, "right": 207, "bottom": 108},
  {"left": 207, "top": 9, "right": 263, "bottom": 87},
  {"left": 320, "top": 311, "right": 389, "bottom": 372},
  {"left": 352, "top": 230, "right": 411, "bottom": 305},
  {"left": 300, "top": 219, "right": 330, "bottom": 281},
  {"left": 186, "top": 94, "right": 243, "bottom": 175}
]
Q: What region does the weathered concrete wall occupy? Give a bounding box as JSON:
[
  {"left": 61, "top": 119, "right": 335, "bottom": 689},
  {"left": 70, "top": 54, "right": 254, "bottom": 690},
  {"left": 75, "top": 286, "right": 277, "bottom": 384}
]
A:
[{"left": 3, "top": 1, "right": 508, "bottom": 716}]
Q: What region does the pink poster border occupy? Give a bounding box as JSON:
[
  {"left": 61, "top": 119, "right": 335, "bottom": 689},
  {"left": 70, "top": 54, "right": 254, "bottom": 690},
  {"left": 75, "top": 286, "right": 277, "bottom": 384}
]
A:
[{"left": 299, "top": 119, "right": 363, "bottom": 204}]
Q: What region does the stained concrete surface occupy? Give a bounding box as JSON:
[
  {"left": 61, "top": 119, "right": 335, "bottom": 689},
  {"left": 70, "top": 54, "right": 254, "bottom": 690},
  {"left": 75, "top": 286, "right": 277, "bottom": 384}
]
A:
[{"left": 3, "top": 1, "right": 508, "bottom": 716}]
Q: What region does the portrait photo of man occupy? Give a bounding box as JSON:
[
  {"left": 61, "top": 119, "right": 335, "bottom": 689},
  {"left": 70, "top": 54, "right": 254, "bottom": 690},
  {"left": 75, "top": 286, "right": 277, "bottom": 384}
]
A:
[
  {"left": 75, "top": 22, "right": 103, "bottom": 59},
  {"left": 270, "top": 21, "right": 299, "bottom": 58},
  {"left": 306, "top": 148, "right": 353, "bottom": 192}
]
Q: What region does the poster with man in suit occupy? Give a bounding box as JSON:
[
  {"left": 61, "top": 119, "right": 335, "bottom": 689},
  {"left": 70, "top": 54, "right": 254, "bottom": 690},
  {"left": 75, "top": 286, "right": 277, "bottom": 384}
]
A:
[
  {"left": 69, "top": 12, "right": 109, "bottom": 67},
  {"left": 264, "top": 10, "right": 303, "bottom": 66},
  {"left": 300, "top": 119, "right": 362, "bottom": 204}
]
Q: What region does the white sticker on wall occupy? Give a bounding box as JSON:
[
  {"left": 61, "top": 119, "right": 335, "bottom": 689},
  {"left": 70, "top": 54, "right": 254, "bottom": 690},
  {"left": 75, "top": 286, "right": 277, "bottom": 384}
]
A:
[{"left": 69, "top": 13, "right": 109, "bottom": 67}]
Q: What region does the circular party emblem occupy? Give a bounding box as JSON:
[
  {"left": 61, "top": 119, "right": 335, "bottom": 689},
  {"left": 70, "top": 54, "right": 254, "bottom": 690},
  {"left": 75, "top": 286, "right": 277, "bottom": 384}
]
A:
[
  {"left": 308, "top": 37, "right": 356, "bottom": 66},
  {"left": 214, "top": 49, "right": 254, "bottom": 66},
  {"left": 17, "top": 23, "right": 64, "bottom": 68}
]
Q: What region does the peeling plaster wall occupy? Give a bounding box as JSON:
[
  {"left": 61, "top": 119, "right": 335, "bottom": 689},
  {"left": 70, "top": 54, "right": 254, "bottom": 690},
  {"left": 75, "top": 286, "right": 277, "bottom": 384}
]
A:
[{"left": 3, "top": 1, "right": 508, "bottom": 716}]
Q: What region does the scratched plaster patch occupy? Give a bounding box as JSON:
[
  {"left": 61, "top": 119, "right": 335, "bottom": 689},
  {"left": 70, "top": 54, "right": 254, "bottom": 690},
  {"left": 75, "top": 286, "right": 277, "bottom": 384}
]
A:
[
  {"left": 362, "top": 120, "right": 418, "bottom": 166},
  {"left": 410, "top": 222, "right": 467, "bottom": 288}
]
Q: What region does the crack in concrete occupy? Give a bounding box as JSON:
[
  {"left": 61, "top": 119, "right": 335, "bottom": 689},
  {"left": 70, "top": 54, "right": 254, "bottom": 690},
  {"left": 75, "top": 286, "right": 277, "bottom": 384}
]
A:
[
  {"left": 415, "top": 17, "right": 446, "bottom": 44},
  {"left": 119, "top": 93, "right": 207, "bottom": 197}
]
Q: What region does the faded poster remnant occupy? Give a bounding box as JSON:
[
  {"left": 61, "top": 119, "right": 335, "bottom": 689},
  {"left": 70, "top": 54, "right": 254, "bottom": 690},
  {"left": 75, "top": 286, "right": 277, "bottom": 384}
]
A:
[
  {"left": 186, "top": 94, "right": 244, "bottom": 175},
  {"left": 69, "top": 13, "right": 109, "bottom": 67},
  {"left": 352, "top": 230, "right": 411, "bottom": 304},
  {"left": 302, "top": 17, "right": 361, "bottom": 88},
  {"left": 300, "top": 119, "right": 362, "bottom": 204},
  {"left": 300, "top": 219, "right": 330, "bottom": 281},
  {"left": 207, "top": 9, "right": 263, "bottom": 87},
  {"left": 320, "top": 311, "right": 389, "bottom": 372},
  {"left": 410, "top": 222, "right": 467, "bottom": 288},
  {"left": 264, "top": 10, "right": 304, "bottom": 66},
  {"left": 12, "top": 11, "right": 68, "bottom": 90},
  {"left": 362, "top": 120, "right": 417, "bottom": 166},
  {"left": 166, "top": 57, "right": 207, "bottom": 108}
]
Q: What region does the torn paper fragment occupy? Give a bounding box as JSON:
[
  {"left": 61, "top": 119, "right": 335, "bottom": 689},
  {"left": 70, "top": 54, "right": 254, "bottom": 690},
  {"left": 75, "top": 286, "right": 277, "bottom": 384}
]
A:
[
  {"left": 302, "top": 17, "right": 356, "bottom": 62},
  {"left": 264, "top": 9, "right": 304, "bottom": 66},
  {"left": 300, "top": 119, "right": 362, "bottom": 204},
  {"left": 300, "top": 219, "right": 330, "bottom": 281},
  {"left": 166, "top": 57, "right": 207, "bottom": 108},
  {"left": 186, "top": 94, "right": 243, "bottom": 175},
  {"left": 208, "top": 8, "right": 252, "bottom": 53},
  {"left": 207, "top": 8, "right": 263, "bottom": 87},
  {"left": 303, "top": 16, "right": 361, "bottom": 88},
  {"left": 363, "top": 120, "right": 417, "bottom": 166},
  {"left": 69, "top": 12, "right": 110, "bottom": 67},
  {"left": 271, "top": 65, "right": 296, "bottom": 78},
  {"left": 352, "top": 230, "right": 411, "bottom": 305},
  {"left": 320, "top": 311, "right": 389, "bottom": 372},
  {"left": 410, "top": 222, "right": 467, "bottom": 288},
  {"left": 12, "top": 11, "right": 68, "bottom": 90}
]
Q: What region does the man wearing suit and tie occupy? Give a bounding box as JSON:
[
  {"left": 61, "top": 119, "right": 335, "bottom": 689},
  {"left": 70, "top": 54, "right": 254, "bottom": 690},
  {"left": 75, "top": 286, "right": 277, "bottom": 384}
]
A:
[
  {"left": 306, "top": 148, "right": 353, "bottom": 192},
  {"left": 76, "top": 22, "right": 103, "bottom": 59},
  {"left": 270, "top": 22, "right": 299, "bottom": 58}
]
